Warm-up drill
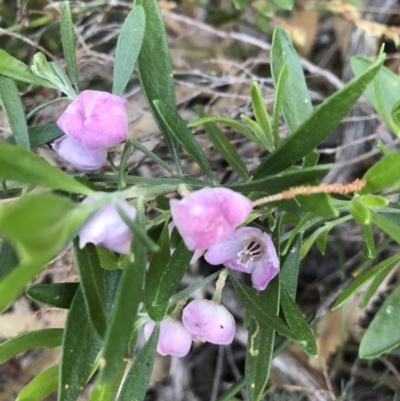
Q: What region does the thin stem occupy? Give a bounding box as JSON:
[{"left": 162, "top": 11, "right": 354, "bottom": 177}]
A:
[
  {"left": 212, "top": 270, "right": 228, "bottom": 304},
  {"left": 216, "top": 377, "right": 246, "bottom": 401},
  {"left": 129, "top": 137, "right": 178, "bottom": 176},
  {"left": 118, "top": 140, "right": 133, "bottom": 191},
  {"left": 26, "top": 97, "right": 69, "bottom": 120},
  {"left": 106, "top": 153, "right": 119, "bottom": 174}
]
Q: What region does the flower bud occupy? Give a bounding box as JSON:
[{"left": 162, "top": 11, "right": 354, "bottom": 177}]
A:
[
  {"left": 57, "top": 90, "right": 128, "bottom": 150},
  {"left": 144, "top": 318, "right": 192, "bottom": 357},
  {"left": 170, "top": 187, "right": 252, "bottom": 251},
  {"left": 182, "top": 299, "right": 235, "bottom": 345},
  {"left": 79, "top": 198, "right": 136, "bottom": 254},
  {"left": 52, "top": 136, "right": 107, "bottom": 172}
]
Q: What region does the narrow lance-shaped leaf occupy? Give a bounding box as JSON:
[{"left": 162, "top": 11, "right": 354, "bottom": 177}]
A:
[
  {"left": 246, "top": 276, "right": 280, "bottom": 401},
  {"left": 119, "top": 324, "right": 160, "bottom": 401},
  {"left": 0, "top": 142, "right": 94, "bottom": 195},
  {"left": 0, "top": 239, "right": 19, "bottom": 280},
  {"left": 58, "top": 288, "right": 101, "bottom": 401},
  {"left": 196, "top": 106, "right": 248, "bottom": 180},
  {"left": 6, "top": 123, "right": 64, "bottom": 148},
  {"left": 154, "top": 100, "right": 215, "bottom": 183},
  {"left": 99, "top": 199, "right": 148, "bottom": 383},
  {"left": 0, "top": 49, "right": 56, "bottom": 87},
  {"left": 280, "top": 234, "right": 302, "bottom": 299},
  {"left": 0, "top": 329, "right": 63, "bottom": 364},
  {"left": 113, "top": 5, "right": 145, "bottom": 96},
  {"left": 135, "top": 0, "right": 181, "bottom": 171},
  {"left": 74, "top": 242, "right": 107, "bottom": 338},
  {"left": 60, "top": 1, "right": 80, "bottom": 92},
  {"left": 253, "top": 52, "right": 385, "bottom": 179},
  {"left": 16, "top": 364, "right": 59, "bottom": 401},
  {"left": 271, "top": 27, "right": 312, "bottom": 135},
  {"left": 0, "top": 76, "right": 30, "bottom": 149},
  {"left": 26, "top": 283, "right": 79, "bottom": 309}
]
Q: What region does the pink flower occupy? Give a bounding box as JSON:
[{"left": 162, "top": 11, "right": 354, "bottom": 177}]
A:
[
  {"left": 51, "top": 136, "right": 107, "bottom": 172},
  {"left": 205, "top": 227, "right": 279, "bottom": 291},
  {"left": 170, "top": 188, "right": 252, "bottom": 251},
  {"left": 144, "top": 318, "right": 192, "bottom": 357},
  {"left": 79, "top": 197, "right": 136, "bottom": 254},
  {"left": 182, "top": 299, "right": 235, "bottom": 345},
  {"left": 57, "top": 90, "right": 128, "bottom": 150}
]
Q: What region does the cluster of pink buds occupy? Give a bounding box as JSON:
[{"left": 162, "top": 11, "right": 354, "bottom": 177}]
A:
[
  {"left": 144, "top": 271, "right": 235, "bottom": 357},
  {"left": 52, "top": 90, "right": 128, "bottom": 172},
  {"left": 170, "top": 187, "right": 280, "bottom": 291}
]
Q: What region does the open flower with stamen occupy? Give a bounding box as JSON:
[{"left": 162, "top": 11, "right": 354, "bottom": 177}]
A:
[
  {"left": 205, "top": 227, "right": 279, "bottom": 291},
  {"left": 170, "top": 187, "right": 252, "bottom": 251}
]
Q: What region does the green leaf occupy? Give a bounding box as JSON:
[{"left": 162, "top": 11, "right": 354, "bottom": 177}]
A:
[
  {"left": 351, "top": 56, "right": 399, "bottom": 135},
  {"left": 272, "top": 0, "right": 294, "bottom": 10},
  {"left": 89, "top": 361, "right": 127, "bottom": 401},
  {"left": 350, "top": 197, "right": 371, "bottom": 225},
  {"left": 228, "top": 165, "right": 331, "bottom": 193},
  {"left": 0, "top": 329, "right": 63, "bottom": 364},
  {"left": 359, "top": 285, "right": 400, "bottom": 359},
  {"left": 153, "top": 100, "right": 215, "bottom": 182},
  {"left": 245, "top": 277, "right": 279, "bottom": 401},
  {"left": 99, "top": 201, "right": 148, "bottom": 383},
  {"left": 6, "top": 123, "right": 64, "bottom": 148},
  {"left": 271, "top": 27, "right": 312, "bottom": 135},
  {"left": 0, "top": 76, "right": 30, "bottom": 149},
  {"left": 230, "top": 273, "right": 302, "bottom": 343},
  {"left": 361, "top": 194, "right": 389, "bottom": 208},
  {"left": 146, "top": 236, "right": 193, "bottom": 322},
  {"left": 392, "top": 99, "right": 400, "bottom": 128},
  {"left": 136, "top": 0, "right": 181, "bottom": 171},
  {"left": 16, "top": 364, "right": 59, "bottom": 401},
  {"left": 359, "top": 259, "right": 393, "bottom": 308},
  {"left": 297, "top": 193, "right": 338, "bottom": 218},
  {"left": 26, "top": 283, "right": 79, "bottom": 309},
  {"left": 196, "top": 106, "right": 248, "bottom": 180},
  {"left": 280, "top": 287, "right": 317, "bottom": 357},
  {"left": 59, "top": 288, "right": 101, "bottom": 401},
  {"left": 0, "top": 239, "right": 19, "bottom": 280},
  {"left": 280, "top": 234, "right": 302, "bottom": 299},
  {"left": 362, "top": 224, "right": 376, "bottom": 259},
  {"left": 370, "top": 209, "right": 400, "bottom": 244},
  {"left": 272, "top": 62, "right": 289, "bottom": 146},
  {"left": 60, "top": 1, "right": 80, "bottom": 92},
  {"left": 254, "top": 52, "right": 385, "bottom": 179},
  {"left": 0, "top": 194, "right": 87, "bottom": 261},
  {"left": 0, "top": 49, "right": 56, "bottom": 87},
  {"left": 303, "top": 150, "right": 319, "bottom": 168},
  {"left": 250, "top": 82, "right": 273, "bottom": 148},
  {"left": 241, "top": 114, "right": 272, "bottom": 151},
  {"left": 359, "top": 153, "right": 400, "bottom": 194},
  {"left": 0, "top": 142, "right": 94, "bottom": 195},
  {"left": 232, "top": 0, "right": 250, "bottom": 10},
  {"left": 113, "top": 5, "right": 145, "bottom": 96},
  {"left": 119, "top": 324, "right": 159, "bottom": 401},
  {"left": 74, "top": 242, "right": 107, "bottom": 338},
  {"left": 97, "top": 246, "right": 119, "bottom": 270},
  {"left": 332, "top": 253, "right": 400, "bottom": 310},
  {"left": 188, "top": 115, "right": 262, "bottom": 147}
]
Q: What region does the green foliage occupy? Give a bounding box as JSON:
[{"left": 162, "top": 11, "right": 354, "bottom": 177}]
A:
[{"left": 26, "top": 283, "right": 79, "bottom": 308}]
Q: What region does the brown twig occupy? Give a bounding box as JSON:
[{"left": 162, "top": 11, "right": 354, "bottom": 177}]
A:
[{"left": 252, "top": 179, "right": 366, "bottom": 207}]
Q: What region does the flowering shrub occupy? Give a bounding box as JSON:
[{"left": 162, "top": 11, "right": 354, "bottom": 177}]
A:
[{"left": 0, "top": 1, "right": 399, "bottom": 401}]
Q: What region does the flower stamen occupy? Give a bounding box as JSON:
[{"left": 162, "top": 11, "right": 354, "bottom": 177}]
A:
[{"left": 237, "top": 239, "right": 263, "bottom": 267}]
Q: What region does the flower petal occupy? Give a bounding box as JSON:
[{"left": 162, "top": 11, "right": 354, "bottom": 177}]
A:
[
  {"left": 52, "top": 136, "right": 107, "bottom": 172},
  {"left": 57, "top": 90, "right": 128, "bottom": 150}
]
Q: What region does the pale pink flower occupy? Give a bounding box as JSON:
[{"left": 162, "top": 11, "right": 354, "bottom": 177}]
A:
[
  {"left": 205, "top": 227, "right": 279, "bottom": 291},
  {"left": 144, "top": 318, "right": 192, "bottom": 357},
  {"left": 170, "top": 187, "right": 252, "bottom": 251},
  {"left": 52, "top": 136, "right": 107, "bottom": 172},
  {"left": 182, "top": 299, "right": 235, "bottom": 345},
  {"left": 79, "top": 197, "right": 136, "bottom": 254},
  {"left": 57, "top": 90, "right": 128, "bottom": 150}
]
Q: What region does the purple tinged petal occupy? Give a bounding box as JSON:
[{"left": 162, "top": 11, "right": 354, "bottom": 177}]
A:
[
  {"left": 79, "top": 197, "right": 136, "bottom": 254},
  {"left": 57, "top": 90, "right": 128, "bottom": 150},
  {"left": 52, "top": 136, "right": 107, "bottom": 172},
  {"left": 205, "top": 226, "right": 280, "bottom": 291},
  {"left": 182, "top": 299, "right": 235, "bottom": 345},
  {"left": 170, "top": 187, "right": 252, "bottom": 251},
  {"left": 144, "top": 319, "right": 192, "bottom": 357}
]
